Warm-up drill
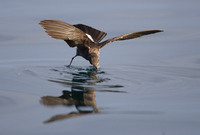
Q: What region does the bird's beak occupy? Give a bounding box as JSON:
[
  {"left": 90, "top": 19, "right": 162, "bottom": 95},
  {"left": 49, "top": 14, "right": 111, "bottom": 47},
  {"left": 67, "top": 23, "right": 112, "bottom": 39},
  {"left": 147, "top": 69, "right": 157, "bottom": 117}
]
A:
[
  {"left": 93, "top": 65, "right": 100, "bottom": 70},
  {"left": 94, "top": 66, "right": 98, "bottom": 70}
]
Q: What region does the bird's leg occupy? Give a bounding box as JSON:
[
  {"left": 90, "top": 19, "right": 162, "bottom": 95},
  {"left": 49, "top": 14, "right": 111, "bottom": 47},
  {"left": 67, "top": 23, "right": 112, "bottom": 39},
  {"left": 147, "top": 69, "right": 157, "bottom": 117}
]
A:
[{"left": 68, "top": 55, "right": 77, "bottom": 67}]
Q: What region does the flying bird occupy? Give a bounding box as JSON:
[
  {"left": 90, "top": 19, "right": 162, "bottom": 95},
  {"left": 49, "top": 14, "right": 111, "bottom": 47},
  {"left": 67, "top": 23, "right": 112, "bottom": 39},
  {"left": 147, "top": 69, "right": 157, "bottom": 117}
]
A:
[{"left": 39, "top": 20, "right": 163, "bottom": 68}]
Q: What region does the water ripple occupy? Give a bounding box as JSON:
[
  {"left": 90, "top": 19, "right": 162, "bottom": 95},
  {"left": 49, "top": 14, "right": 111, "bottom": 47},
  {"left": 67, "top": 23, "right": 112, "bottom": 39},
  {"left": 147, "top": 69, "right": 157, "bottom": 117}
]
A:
[{"left": 48, "top": 66, "right": 124, "bottom": 92}]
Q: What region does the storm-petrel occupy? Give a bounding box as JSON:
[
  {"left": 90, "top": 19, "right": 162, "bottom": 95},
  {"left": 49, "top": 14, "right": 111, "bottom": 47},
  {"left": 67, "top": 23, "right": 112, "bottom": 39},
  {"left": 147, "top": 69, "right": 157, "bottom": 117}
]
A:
[{"left": 39, "top": 20, "right": 163, "bottom": 68}]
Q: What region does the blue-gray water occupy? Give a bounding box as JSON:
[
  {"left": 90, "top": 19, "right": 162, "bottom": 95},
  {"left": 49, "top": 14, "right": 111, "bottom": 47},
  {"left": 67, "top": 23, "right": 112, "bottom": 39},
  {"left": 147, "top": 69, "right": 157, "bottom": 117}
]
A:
[{"left": 1, "top": 0, "right": 200, "bottom": 135}]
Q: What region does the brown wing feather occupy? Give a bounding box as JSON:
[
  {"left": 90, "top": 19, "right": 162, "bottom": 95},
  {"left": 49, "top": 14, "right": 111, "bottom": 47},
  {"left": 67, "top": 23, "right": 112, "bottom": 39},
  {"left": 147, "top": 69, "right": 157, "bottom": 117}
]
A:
[
  {"left": 39, "top": 20, "right": 90, "bottom": 47},
  {"left": 74, "top": 24, "right": 107, "bottom": 43},
  {"left": 99, "top": 30, "right": 163, "bottom": 48}
]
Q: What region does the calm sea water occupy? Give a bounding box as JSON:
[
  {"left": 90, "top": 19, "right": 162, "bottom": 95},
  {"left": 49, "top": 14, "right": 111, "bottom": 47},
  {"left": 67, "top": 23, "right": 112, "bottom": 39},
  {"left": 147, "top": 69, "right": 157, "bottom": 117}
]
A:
[{"left": 1, "top": 0, "right": 200, "bottom": 135}]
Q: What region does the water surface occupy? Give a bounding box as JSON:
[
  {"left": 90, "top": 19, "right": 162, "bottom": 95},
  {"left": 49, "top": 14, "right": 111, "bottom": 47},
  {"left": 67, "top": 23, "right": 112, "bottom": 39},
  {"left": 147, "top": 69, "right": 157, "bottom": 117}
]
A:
[{"left": 1, "top": 0, "right": 200, "bottom": 135}]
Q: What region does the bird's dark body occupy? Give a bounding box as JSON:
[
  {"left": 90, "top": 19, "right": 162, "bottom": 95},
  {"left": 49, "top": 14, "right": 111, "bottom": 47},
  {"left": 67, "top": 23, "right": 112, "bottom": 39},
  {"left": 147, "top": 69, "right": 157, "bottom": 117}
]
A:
[
  {"left": 76, "top": 44, "right": 100, "bottom": 66},
  {"left": 39, "top": 20, "right": 163, "bottom": 68}
]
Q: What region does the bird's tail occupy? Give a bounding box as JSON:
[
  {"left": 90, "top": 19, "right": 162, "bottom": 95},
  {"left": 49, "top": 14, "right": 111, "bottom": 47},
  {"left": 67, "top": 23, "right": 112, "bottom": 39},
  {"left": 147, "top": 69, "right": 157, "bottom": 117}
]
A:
[{"left": 73, "top": 24, "right": 107, "bottom": 43}]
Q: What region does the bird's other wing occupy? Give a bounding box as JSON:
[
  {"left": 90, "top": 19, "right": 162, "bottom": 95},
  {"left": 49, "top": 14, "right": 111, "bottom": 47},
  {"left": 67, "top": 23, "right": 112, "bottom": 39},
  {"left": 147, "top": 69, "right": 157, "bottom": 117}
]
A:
[
  {"left": 39, "top": 20, "right": 90, "bottom": 47},
  {"left": 74, "top": 24, "right": 107, "bottom": 43},
  {"left": 99, "top": 30, "right": 163, "bottom": 48}
]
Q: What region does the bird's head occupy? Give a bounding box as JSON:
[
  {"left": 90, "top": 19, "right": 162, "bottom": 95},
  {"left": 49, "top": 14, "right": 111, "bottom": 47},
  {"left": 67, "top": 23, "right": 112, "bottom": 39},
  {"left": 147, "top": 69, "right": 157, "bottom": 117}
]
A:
[{"left": 89, "top": 53, "right": 99, "bottom": 69}]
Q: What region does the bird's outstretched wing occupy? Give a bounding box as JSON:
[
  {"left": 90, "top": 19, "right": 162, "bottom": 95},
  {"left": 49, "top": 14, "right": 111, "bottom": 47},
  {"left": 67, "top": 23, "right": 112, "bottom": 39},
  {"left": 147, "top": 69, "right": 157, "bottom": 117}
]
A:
[
  {"left": 99, "top": 30, "right": 163, "bottom": 48},
  {"left": 39, "top": 20, "right": 91, "bottom": 47}
]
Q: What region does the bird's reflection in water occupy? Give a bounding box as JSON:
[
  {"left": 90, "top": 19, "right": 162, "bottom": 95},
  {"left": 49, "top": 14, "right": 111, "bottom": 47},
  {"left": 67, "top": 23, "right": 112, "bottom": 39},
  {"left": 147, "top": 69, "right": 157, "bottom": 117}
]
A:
[
  {"left": 41, "top": 89, "right": 99, "bottom": 123},
  {"left": 41, "top": 66, "right": 122, "bottom": 123}
]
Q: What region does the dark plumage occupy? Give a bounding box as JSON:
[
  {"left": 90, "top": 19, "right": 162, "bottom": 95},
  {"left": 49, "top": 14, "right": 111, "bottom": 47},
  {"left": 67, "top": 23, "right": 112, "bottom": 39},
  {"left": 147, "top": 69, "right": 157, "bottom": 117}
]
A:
[{"left": 39, "top": 20, "right": 163, "bottom": 68}]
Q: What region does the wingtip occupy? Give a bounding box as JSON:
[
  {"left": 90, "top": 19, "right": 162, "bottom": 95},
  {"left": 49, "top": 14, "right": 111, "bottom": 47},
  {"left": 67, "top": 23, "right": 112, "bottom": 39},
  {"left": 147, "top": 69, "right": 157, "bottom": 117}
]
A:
[
  {"left": 38, "top": 20, "right": 54, "bottom": 26},
  {"left": 38, "top": 21, "right": 42, "bottom": 25},
  {"left": 151, "top": 30, "right": 164, "bottom": 34},
  {"left": 39, "top": 20, "right": 45, "bottom": 26}
]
